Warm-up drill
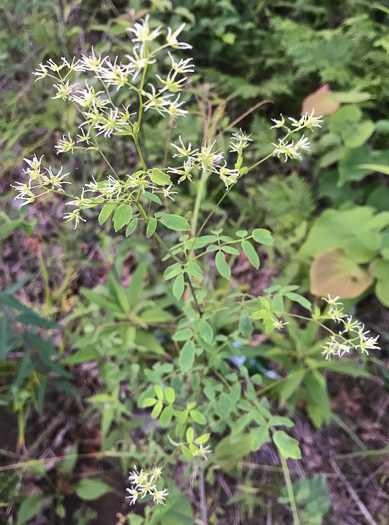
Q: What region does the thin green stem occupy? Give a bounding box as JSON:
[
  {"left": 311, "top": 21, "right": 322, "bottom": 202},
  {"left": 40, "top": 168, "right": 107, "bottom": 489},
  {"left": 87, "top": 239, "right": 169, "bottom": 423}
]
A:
[
  {"left": 134, "top": 133, "right": 147, "bottom": 170},
  {"left": 279, "top": 454, "right": 300, "bottom": 525},
  {"left": 136, "top": 201, "right": 182, "bottom": 264},
  {"left": 137, "top": 63, "right": 148, "bottom": 129},
  {"left": 191, "top": 167, "right": 208, "bottom": 237}
]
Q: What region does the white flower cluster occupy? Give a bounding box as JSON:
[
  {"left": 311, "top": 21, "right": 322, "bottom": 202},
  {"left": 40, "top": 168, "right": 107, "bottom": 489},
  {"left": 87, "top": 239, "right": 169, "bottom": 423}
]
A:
[
  {"left": 320, "top": 295, "right": 380, "bottom": 360},
  {"left": 126, "top": 466, "right": 168, "bottom": 506},
  {"left": 270, "top": 110, "right": 323, "bottom": 162},
  {"left": 11, "top": 17, "right": 198, "bottom": 226},
  {"left": 192, "top": 443, "right": 212, "bottom": 460},
  {"left": 272, "top": 135, "right": 310, "bottom": 162},
  {"left": 270, "top": 110, "right": 323, "bottom": 131},
  {"left": 168, "top": 130, "right": 251, "bottom": 188},
  {"left": 11, "top": 155, "right": 70, "bottom": 206},
  {"left": 33, "top": 16, "right": 193, "bottom": 139}
]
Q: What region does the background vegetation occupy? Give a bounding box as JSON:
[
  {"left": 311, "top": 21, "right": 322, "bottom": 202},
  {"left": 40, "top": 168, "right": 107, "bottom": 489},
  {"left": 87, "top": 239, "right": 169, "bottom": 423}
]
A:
[{"left": 0, "top": 0, "right": 388, "bottom": 524}]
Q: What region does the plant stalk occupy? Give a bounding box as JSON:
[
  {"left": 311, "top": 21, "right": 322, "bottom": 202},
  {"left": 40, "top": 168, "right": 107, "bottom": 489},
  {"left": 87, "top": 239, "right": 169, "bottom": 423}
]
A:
[{"left": 280, "top": 454, "right": 300, "bottom": 525}]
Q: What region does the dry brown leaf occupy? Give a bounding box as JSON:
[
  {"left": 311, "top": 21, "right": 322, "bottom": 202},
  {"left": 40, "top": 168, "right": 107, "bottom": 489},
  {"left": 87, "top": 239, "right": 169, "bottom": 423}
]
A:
[
  {"left": 302, "top": 85, "right": 340, "bottom": 116},
  {"left": 310, "top": 248, "right": 373, "bottom": 298}
]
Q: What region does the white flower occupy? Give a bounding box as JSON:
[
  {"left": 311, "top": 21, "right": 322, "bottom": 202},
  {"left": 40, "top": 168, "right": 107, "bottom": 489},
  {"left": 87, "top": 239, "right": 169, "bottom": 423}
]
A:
[
  {"left": 171, "top": 136, "right": 197, "bottom": 159},
  {"left": 98, "top": 58, "right": 134, "bottom": 88},
  {"left": 23, "top": 155, "right": 44, "bottom": 174},
  {"left": 213, "top": 164, "right": 239, "bottom": 188},
  {"left": 55, "top": 133, "right": 76, "bottom": 154},
  {"left": 270, "top": 114, "right": 285, "bottom": 129},
  {"left": 33, "top": 63, "right": 48, "bottom": 81},
  {"left": 230, "top": 130, "right": 252, "bottom": 153},
  {"left": 94, "top": 108, "right": 126, "bottom": 137},
  {"left": 166, "top": 23, "right": 192, "bottom": 49},
  {"left": 52, "top": 81, "right": 77, "bottom": 101},
  {"left": 168, "top": 159, "right": 194, "bottom": 184},
  {"left": 10, "top": 181, "right": 33, "bottom": 200},
  {"left": 359, "top": 333, "right": 380, "bottom": 354},
  {"left": 196, "top": 141, "right": 224, "bottom": 170},
  {"left": 288, "top": 110, "right": 323, "bottom": 130},
  {"left": 193, "top": 444, "right": 212, "bottom": 460},
  {"left": 77, "top": 129, "right": 92, "bottom": 145},
  {"left": 80, "top": 107, "right": 103, "bottom": 128},
  {"left": 272, "top": 318, "right": 289, "bottom": 330},
  {"left": 61, "top": 57, "right": 80, "bottom": 71},
  {"left": 126, "top": 46, "right": 156, "bottom": 81},
  {"left": 302, "top": 110, "right": 323, "bottom": 129},
  {"left": 84, "top": 175, "right": 99, "bottom": 193},
  {"left": 151, "top": 488, "right": 169, "bottom": 505},
  {"left": 72, "top": 83, "right": 107, "bottom": 109},
  {"left": 127, "top": 15, "right": 161, "bottom": 44},
  {"left": 296, "top": 134, "right": 310, "bottom": 151},
  {"left": 143, "top": 84, "right": 172, "bottom": 115},
  {"left": 162, "top": 184, "right": 178, "bottom": 200},
  {"left": 341, "top": 316, "right": 361, "bottom": 334},
  {"left": 43, "top": 167, "right": 70, "bottom": 190},
  {"left": 322, "top": 294, "right": 342, "bottom": 308},
  {"left": 149, "top": 467, "right": 163, "bottom": 482},
  {"left": 288, "top": 115, "right": 305, "bottom": 128},
  {"left": 104, "top": 175, "right": 124, "bottom": 198},
  {"left": 166, "top": 94, "right": 188, "bottom": 119},
  {"left": 321, "top": 335, "right": 348, "bottom": 360},
  {"left": 63, "top": 209, "right": 86, "bottom": 229},
  {"left": 328, "top": 306, "right": 346, "bottom": 322},
  {"left": 77, "top": 47, "right": 108, "bottom": 73},
  {"left": 128, "top": 467, "right": 148, "bottom": 487},
  {"left": 272, "top": 139, "right": 301, "bottom": 162},
  {"left": 66, "top": 188, "right": 93, "bottom": 209},
  {"left": 46, "top": 59, "right": 66, "bottom": 73},
  {"left": 156, "top": 74, "right": 187, "bottom": 93},
  {"left": 168, "top": 53, "right": 195, "bottom": 75},
  {"left": 126, "top": 488, "right": 139, "bottom": 505}
]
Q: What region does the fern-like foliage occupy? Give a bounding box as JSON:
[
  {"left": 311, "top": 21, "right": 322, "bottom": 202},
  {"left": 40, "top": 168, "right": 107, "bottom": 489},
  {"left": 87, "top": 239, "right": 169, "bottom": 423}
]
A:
[{"left": 232, "top": 174, "right": 315, "bottom": 236}]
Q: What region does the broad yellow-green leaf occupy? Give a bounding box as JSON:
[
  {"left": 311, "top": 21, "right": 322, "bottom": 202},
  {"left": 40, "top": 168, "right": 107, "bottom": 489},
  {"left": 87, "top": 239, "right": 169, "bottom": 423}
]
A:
[
  {"left": 113, "top": 205, "right": 133, "bottom": 231},
  {"left": 146, "top": 218, "right": 157, "bottom": 237},
  {"left": 159, "top": 405, "right": 173, "bottom": 427},
  {"left": 190, "top": 409, "right": 206, "bottom": 425},
  {"left": 173, "top": 274, "right": 185, "bottom": 300},
  {"left": 272, "top": 430, "right": 301, "bottom": 459},
  {"left": 17, "top": 494, "right": 44, "bottom": 525},
  {"left": 242, "top": 240, "right": 259, "bottom": 269},
  {"left": 75, "top": 478, "right": 112, "bottom": 501},
  {"left": 150, "top": 168, "right": 172, "bottom": 186},
  {"left": 215, "top": 251, "right": 231, "bottom": 279},
  {"left": 252, "top": 228, "right": 274, "bottom": 245},
  {"left": 178, "top": 340, "right": 195, "bottom": 372},
  {"left": 98, "top": 203, "right": 115, "bottom": 225},
  {"left": 161, "top": 214, "right": 190, "bottom": 231}
]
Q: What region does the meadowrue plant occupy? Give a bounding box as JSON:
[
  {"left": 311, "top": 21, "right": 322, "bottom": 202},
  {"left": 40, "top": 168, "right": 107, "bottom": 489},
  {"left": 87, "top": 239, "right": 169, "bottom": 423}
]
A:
[{"left": 13, "top": 15, "right": 379, "bottom": 522}]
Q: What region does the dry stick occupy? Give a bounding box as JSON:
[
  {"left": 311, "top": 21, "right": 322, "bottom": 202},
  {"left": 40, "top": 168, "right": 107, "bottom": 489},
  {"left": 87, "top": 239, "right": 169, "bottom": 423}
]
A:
[
  {"left": 333, "top": 447, "right": 389, "bottom": 461},
  {"left": 215, "top": 99, "right": 273, "bottom": 140},
  {"left": 199, "top": 469, "right": 208, "bottom": 525},
  {"left": 331, "top": 460, "right": 378, "bottom": 525}
]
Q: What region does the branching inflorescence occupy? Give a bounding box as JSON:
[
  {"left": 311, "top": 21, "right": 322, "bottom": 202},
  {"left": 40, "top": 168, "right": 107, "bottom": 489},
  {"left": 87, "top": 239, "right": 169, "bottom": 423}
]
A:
[
  {"left": 13, "top": 16, "right": 322, "bottom": 231},
  {"left": 319, "top": 295, "right": 380, "bottom": 360}
]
